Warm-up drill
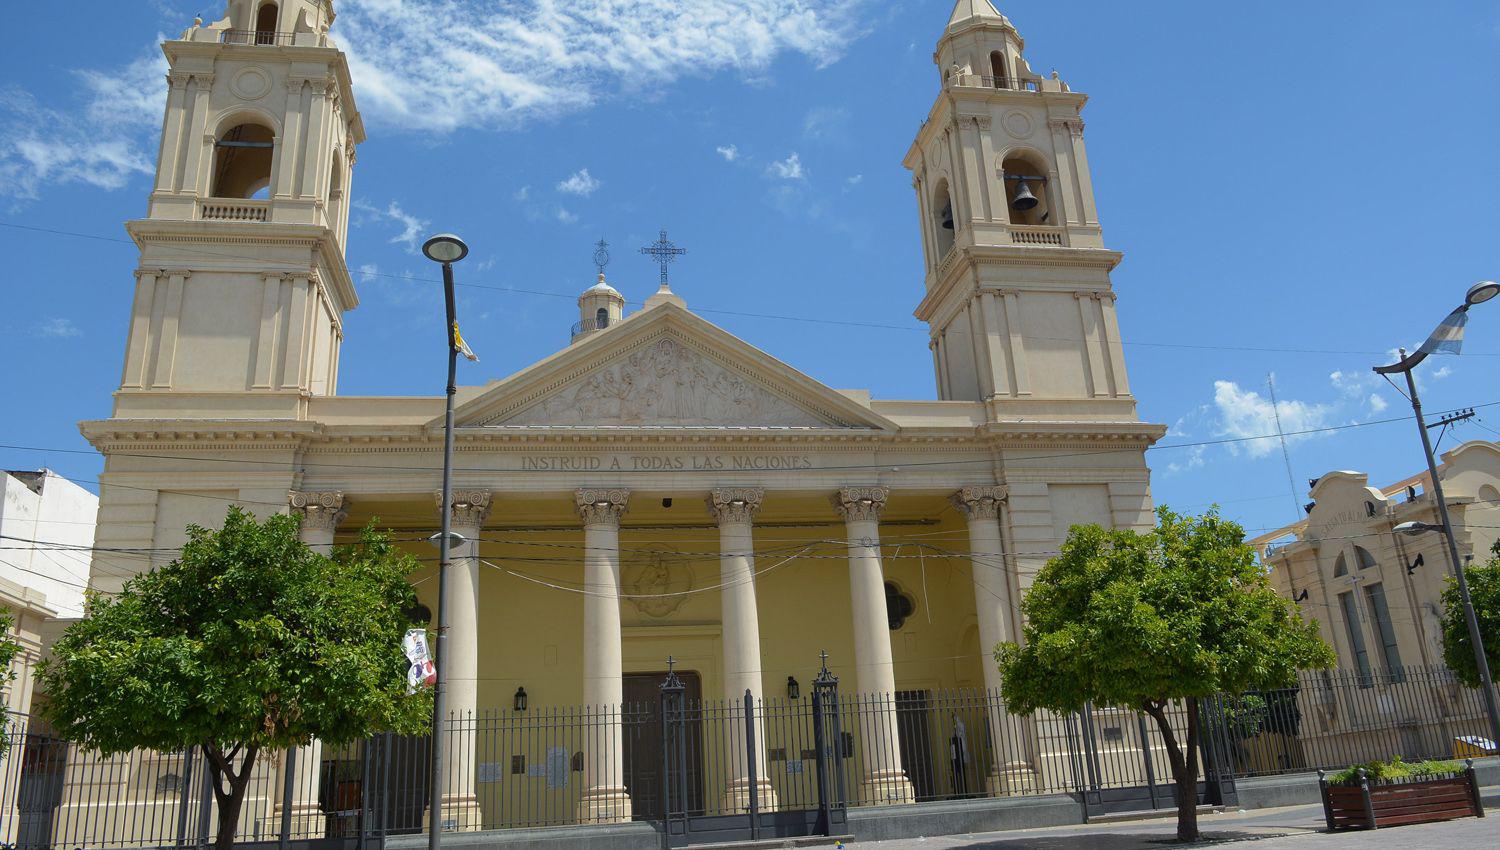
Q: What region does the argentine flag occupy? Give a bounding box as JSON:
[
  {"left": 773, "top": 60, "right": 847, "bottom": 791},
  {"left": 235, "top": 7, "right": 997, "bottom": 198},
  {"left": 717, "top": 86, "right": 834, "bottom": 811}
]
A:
[{"left": 1414, "top": 306, "right": 1468, "bottom": 357}]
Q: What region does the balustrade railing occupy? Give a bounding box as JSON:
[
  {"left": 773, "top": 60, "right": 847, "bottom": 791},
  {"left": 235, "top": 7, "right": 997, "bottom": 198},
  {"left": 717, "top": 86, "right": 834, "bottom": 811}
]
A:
[
  {"left": 200, "top": 200, "right": 270, "bottom": 222},
  {"left": 1009, "top": 225, "right": 1064, "bottom": 246}
]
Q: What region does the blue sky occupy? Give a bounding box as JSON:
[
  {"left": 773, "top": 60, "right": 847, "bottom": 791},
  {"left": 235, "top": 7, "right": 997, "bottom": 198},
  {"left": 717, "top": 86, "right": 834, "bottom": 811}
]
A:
[{"left": 2, "top": 1, "right": 1498, "bottom": 541}]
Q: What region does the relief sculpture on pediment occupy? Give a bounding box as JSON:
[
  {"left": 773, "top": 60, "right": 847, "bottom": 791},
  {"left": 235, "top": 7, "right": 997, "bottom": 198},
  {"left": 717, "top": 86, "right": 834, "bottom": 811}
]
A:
[{"left": 502, "top": 337, "right": 827, "bottom": 427}]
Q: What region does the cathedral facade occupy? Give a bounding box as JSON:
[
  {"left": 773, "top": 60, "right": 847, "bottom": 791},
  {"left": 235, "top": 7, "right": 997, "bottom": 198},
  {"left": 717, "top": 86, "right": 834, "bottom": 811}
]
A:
[{"left": 79, "top": 0, "right": 1165, "bottom": 835}]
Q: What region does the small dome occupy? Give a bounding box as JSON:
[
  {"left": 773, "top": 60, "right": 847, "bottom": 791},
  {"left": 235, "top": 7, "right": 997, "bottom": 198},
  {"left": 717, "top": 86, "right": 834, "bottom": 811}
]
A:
[{"left": 584, "top": 274, "right": 621, "bottom": 297}]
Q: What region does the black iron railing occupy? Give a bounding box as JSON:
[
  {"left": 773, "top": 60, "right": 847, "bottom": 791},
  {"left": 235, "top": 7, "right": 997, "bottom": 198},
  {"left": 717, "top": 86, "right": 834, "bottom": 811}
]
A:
[
  {"left": 1, "top": 664, "right": 1494, "bottom": 848},
  {"left": 221, "top": 29, "right": 296, "bottom": 46}
]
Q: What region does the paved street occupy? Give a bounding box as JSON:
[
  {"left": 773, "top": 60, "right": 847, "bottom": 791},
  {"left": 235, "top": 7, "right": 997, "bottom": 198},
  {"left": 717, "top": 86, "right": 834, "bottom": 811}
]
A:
[{"left": 850, "top": 798, "right": 1495, "bottom": 849}]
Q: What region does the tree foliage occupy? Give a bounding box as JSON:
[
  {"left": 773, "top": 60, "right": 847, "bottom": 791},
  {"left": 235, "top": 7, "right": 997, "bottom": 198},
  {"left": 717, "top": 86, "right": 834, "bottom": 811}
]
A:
[
  {"left": 1441, "top": 540, "right": 1500, "bottom": 689},
  {"left": 0, "top": 610, "right": 20, "bottom": 757},
  {"left": 39, "top": 507, "right": 431, "bottom": 850},
  {"left": 996, "top": 506, "right": 1334, "bottom": 841}
]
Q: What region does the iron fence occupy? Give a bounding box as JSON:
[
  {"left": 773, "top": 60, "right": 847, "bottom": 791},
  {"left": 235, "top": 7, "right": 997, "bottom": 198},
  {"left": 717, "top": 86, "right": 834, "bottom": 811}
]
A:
[
  {"left": 1212, "top": 665, "right": 1498, "bottom": 779},
  {"left": 0, "top": 663, "right": 1495, "bottom": 848}
]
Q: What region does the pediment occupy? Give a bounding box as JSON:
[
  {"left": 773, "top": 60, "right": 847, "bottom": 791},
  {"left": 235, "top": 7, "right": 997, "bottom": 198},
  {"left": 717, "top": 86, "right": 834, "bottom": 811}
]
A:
[{"left": 449, "top": 304, "right": 894, "bottom": 431}]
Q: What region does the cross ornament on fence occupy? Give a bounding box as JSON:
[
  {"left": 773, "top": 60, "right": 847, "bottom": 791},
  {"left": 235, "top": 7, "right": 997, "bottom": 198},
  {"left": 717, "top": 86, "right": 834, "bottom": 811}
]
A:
[{"left": 640, "top": 229, "right": 686, "bottom": 287}]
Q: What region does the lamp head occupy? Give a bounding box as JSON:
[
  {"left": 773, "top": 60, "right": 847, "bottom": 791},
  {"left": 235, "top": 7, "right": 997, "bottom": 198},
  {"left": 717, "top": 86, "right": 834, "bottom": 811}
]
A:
[
  {"left": 1466, "top": 280, "right": 1500, "bottom": 307},
  {"left": 427, "top": 531, "right": 468, "bottom": 550},
  {"left": 1393, "top": 521, "right": 1443, "bottom": 537},
  {"left": 422, "top": 233, "right": 469, "bottom": 264}
]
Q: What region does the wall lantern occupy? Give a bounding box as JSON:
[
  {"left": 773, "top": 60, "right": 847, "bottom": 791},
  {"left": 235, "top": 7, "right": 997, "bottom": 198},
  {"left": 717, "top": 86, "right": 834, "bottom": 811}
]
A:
[
  {"left": 513, "top": 687, "right": 528, "bottom": 712},
  {"left": 786, "top": 676, "right": 800, "bottom": 700}
]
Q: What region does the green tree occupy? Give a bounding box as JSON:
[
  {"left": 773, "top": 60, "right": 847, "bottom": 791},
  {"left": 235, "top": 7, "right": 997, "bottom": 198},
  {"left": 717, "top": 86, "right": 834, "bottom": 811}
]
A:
[
  {"left": 995, "top": 507, "right": 1334, "bottom": 842},
  {"left": 0, "top": 609, "right": 21, "bottom": 757},
  {"left": 1440, "top": 540, "right": 1500, "bottom": 689},
  {"left": 39, "top": 507, "right": 431, "bottom": 850}
]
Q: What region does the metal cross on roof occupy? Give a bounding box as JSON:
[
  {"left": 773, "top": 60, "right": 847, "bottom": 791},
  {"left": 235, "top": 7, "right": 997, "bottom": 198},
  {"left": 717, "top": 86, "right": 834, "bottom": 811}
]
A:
[
  {"left": 640, "top": 229, "right": 686, "bottom": 286},
  {"left": 592, "top": 238, "right": 610, "bottom": 276}
]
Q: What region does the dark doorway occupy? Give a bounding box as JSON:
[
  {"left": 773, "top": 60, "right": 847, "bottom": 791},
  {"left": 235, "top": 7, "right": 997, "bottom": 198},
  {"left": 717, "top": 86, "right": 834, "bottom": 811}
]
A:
[
  {"left": 895, "top": 690, "right": 937, "bottom": 801},
  {"left": 624, "top": 670, "right": 703, "bottom": 820}
]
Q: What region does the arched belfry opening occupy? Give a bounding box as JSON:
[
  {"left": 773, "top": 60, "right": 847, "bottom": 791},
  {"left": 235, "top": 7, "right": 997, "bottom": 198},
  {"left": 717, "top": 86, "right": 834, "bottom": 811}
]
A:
[
  {"left": 989, "top": 51, "right": 1009, "bottom": 89},
  {"left": 595, "top": 307, "right": 609, "bottom": 329},
  {"left": 255, "top": 2, "right": 280, "bottom": 44},
  {"left": 932, "top": 180, "right": 956, "bottom": 259},
  {"left": 1001, "top": 156, "right": 1051, "bottom": 226},
  {"left": 212, "top": 123, "right": 275, "bottom": 199}
]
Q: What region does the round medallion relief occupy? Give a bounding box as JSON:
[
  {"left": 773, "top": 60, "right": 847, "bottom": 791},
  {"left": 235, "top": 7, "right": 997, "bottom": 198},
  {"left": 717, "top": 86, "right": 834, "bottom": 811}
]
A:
[
  {"left": 622, "top": 544, "right": 694, "bottom": 619},
  {"left": 231, "top": 67, "right": 272, "bottom": 100},
  {"left": 1002, "top": 110, "right": 1035, "bottom": 140}
]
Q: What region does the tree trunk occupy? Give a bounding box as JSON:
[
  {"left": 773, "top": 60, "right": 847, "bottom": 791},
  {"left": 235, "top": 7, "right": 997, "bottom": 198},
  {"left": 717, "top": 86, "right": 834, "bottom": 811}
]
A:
[
  {"left": 1142, "top": 698, "right": 1201, "bottom": 843},
  {"left": 205, "top": 744, "right": 260, "bottom": 850}
]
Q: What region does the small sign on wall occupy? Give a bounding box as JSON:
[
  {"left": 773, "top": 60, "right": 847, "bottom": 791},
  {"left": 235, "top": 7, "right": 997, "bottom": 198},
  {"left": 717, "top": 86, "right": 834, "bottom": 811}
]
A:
[{"left": 477, "top": 762, "right": 504, "bottom": 783}]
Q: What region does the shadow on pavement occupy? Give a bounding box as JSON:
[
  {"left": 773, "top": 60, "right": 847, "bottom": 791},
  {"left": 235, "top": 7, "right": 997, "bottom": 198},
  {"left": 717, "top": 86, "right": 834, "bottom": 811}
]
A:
[{"left": 939, "top": 831, "right": 1302, "bottom": 849}]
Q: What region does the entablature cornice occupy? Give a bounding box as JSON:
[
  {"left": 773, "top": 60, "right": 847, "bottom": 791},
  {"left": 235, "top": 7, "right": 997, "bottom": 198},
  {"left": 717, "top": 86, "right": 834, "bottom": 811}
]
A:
[{"left": 914, "top": 246, "right": 1123, "bottom": 322}]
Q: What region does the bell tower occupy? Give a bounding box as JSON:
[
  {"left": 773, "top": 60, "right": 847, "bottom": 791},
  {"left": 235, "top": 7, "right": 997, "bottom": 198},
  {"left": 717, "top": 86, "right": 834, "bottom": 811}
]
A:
[
  {"left": 115, "top": 0, "right": 361, "bottom": 418},
  {"left": 905, "top": 1, "right": 1136, "bottom": 419}
]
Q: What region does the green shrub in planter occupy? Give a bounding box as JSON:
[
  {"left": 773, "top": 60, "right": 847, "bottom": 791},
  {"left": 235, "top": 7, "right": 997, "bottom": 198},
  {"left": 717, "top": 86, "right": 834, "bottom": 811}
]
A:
[{"left": 1328, "top": 756, "right": 1465, "bottom": 786}]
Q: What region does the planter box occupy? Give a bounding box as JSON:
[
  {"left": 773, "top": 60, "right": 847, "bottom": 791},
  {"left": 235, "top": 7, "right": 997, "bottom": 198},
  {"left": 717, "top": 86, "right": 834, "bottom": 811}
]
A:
[{"left": 1318, "top": 761, "right": 1486, "bottom": 831}]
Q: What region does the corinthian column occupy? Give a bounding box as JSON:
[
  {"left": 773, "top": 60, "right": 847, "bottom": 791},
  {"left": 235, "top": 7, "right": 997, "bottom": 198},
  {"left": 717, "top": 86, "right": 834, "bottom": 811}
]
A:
[
  {"left": 832, "top": 487, "right": 915, "bottom": 806},
  {"left": 709, "top": 488, "right": 778, "bottom": 813},
  {"left": 281, "top": 491, "right": 347, "bottom": 836},
  {"left": 575, "top": 488, "right": 632, "bottom": 823},
  {"left": 435, "top": 489, "right": 491, "bottom": 831},
  {"left": 952, "top": 486, "right": 1035, "bottom": 795}
]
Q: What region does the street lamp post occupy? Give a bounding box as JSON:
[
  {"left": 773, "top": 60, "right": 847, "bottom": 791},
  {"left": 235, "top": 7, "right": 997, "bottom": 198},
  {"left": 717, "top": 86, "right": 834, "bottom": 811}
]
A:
[
  {"left": 1375, "top": 280, "right": 1500, "bottom": 749},
  {"left": 421, "top": 233, "right": 470, "bottom": 850}
]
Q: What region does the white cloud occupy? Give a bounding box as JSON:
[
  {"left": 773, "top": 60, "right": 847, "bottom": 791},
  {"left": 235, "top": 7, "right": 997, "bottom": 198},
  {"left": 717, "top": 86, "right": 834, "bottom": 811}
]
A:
[
  {"left": 354, "top": 199, "right": 430, "bottom": 253},
  {"left": 336, "top": 1, "right": 865, "bottom": 133},
  {"left": 556, "top": 168, "right": 601, "bottom": 197},
  {"left": 35, "top": 318, "right": 83, "bottom": 338},
  {"left": 802, "top": 105, "right": 849, "bottom": 141},
  {"left": 556, "top": 208, "right": 578, "bottom": 224},
  {"left": 0, "top": 44, "right": 165, "bottom": 201},
  {"left": 1368, "top": 393, "right": 1389, "bottom": 414},
  {"left": 1212, "top": 380, "right": 1335, "bottom": 458},
  {"left": 1432, "top": 365, "right": 1453, "bottom": 379},
  {"left": 767, "top": 152, "right": 805, "bottom": 180},
  {"left": 358, "top": 263, "right": 382, "bottom": 284},
  {"left": 514, "top": 186, "right": 531, "bottom": 201},
  {"left": 716, "top": 144, "right": 740, "bottom": 162}
]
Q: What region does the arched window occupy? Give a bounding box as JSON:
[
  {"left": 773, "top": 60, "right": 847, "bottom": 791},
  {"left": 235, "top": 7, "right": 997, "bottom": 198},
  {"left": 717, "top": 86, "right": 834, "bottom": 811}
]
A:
[
  {"left": 1354, "top": 546, "right": 1378, "bottom": 571},
  {"left": 595, "top": 307, "right": 609, "bottom": 329},
  {"left": 1002, "top": 156, "right": 1052, "bottom": 226},
  {"left": 989, "top": 51, "right": 1009, "bottom": 89},
  {"left": 1333, "top": 553, "right": 1348, "bottom": 578},
  {"left": 328, "top": 149, "right": 345, "bottom": 234},
  {"left": 212, "top": 123, "right": 275, "bottom": 199},
  {"left": 932, "top": 180, "right": 955, "bottom": 259},
  {"left": 255, "top": 2, "right": 280, "bottom": 44}
]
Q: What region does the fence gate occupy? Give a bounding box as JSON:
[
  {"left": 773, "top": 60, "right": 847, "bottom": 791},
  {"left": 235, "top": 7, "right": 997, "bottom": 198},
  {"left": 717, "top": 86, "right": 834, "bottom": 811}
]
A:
[
  {"left": 1071, "top": 698, "right": 1238, "bottom": 819},
  {"left": 658, "top": 660, "right": 847, "bottom": 847}
]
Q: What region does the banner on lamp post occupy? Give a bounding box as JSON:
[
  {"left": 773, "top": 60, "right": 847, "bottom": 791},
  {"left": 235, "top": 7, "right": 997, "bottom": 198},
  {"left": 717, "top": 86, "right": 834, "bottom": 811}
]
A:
[{"left": 403, "top": 629, "right": 437, "bottom": 693}]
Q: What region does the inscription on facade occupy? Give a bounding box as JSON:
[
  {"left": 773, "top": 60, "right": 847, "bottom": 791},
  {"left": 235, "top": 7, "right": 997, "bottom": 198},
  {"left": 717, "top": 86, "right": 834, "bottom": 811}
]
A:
[{"left": 519, "top": 454, "right": 814, "bottom": 471}]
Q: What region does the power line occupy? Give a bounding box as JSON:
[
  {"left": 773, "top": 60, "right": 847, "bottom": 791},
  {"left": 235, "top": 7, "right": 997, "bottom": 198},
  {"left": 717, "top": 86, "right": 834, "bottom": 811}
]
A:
[{"left": 4, "top": 220, "right": 1495, "bottom": 358}]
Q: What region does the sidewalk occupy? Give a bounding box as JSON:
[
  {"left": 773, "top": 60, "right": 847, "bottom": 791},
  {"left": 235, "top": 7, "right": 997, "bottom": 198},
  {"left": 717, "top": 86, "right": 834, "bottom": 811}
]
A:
[{"left": 849, "top": 791, "right": 1494, "bottom": 849}]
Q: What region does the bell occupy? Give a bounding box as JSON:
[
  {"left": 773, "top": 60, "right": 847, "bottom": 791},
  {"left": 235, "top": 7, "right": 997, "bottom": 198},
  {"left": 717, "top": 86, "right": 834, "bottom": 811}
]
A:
[
  {"left": 940, "top": 204, "right": 955, "bottom": 230},
  {"left": 1010, "top": 179, "right": 1039, "bottom": 211}
]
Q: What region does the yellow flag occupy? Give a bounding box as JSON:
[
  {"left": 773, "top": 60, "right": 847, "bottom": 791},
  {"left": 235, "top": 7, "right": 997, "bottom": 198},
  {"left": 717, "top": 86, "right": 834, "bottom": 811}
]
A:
[{"left": 452, "top": 322, "right": 479, "bottom": 362}]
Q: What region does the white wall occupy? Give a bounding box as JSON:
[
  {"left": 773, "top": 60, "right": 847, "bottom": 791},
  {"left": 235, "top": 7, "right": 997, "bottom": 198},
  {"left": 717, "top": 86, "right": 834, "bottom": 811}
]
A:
[{"left": 0, "top": 470, "right": 98, "bottom": 619}]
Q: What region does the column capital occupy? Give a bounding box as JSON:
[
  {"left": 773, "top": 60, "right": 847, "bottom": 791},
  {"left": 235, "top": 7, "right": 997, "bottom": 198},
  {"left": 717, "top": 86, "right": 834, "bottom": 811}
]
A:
[
  {"left": 952, "top": 486, "right": 1009, "bottom": 521},
  {"left": 833, "top": 486, "right": 889, "bottom": 524},
  {"left": 436, "top": 490, "right": 493, "bottom": 529},
  {"left": 288, "top": 491, "right": 346, "bottom": 531},
  {"left": 709, "top": 488, "right": 764, "bottom": 525},
  {"left": 576, "top": 488, "right": 630, "bottom": 528}
]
